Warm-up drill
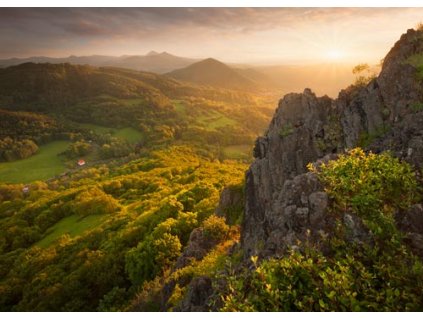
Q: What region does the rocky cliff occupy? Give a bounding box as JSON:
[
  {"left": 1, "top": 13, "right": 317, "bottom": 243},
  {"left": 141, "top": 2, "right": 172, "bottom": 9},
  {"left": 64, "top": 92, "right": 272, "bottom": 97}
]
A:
[
  {"left": 157, "top": 28, "right": 423, "bottom": 311},
  {"left": 242, "top": 28, "right": 423, "bottom": 259}
]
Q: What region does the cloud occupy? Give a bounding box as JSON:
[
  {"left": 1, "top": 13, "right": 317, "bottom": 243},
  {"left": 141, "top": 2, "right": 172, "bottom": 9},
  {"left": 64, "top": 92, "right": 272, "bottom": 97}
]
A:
[{"left": 0, "top": 8, "right": 422, "bottom": 61}]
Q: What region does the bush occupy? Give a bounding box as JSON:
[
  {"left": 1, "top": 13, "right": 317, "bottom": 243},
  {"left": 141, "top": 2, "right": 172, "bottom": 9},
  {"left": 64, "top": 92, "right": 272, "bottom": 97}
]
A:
[
  {"left": 222, "top": 247, "right": 423, "bottom": 311},
  {"left": 125, "top": 233, "right": 181, "bottom": 285},
  {"left": 410, "top": 102, "right": 423, "bottom": 113},
  {"left": 202, "top": 215, "right": 229, "bottom": 242},
  {"left": 308, "top": 148, "right": 420, "bottom": 240},
  {"left": 73, "top": 187, "right": 121, "bottom": 216},
  {"left": 352, "top": 63, "right": 376, "bottom": 87},
  {"left": 278, "top": 123, "right": 294, "bottom": 138}
]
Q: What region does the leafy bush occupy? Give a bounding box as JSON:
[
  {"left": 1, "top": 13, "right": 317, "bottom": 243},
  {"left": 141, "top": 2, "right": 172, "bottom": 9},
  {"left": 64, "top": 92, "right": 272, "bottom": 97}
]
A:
[
  {"left": 222, "top": 246, "right": 423, "bottom": 312},
  {"left": 352, "top": 63, "right": 377, "bottom": 87},
  {"left": 410, "top": 102, "right": 423, "bottom": 113},
  {"left": 278, "top": 123, "right": 294, "bottom": 138},
  {"left": 125, "top": 233, "right": 181, "bottom": 285},
  {"left": 73, "top": 187, "right": 121, "bottom": 216},
  {"left": 219, "top": 149, "right": 423, "bottom": 312},
  {"left": 308, "top": 148, "right": 420, "bottom": 240},
  {"left": 63, "top": 140, "right": 92, "bottom": 159},
  {"left": 202, "top": 215, "right": 229, "bottom": 242}
]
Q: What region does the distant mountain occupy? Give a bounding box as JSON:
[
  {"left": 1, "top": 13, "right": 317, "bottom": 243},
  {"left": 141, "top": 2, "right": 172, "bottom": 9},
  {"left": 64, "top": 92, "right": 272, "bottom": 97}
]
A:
[
  {"left": 0, "top": 55, "right": 120, "bottom": 68},
  {"left": 104, "top": 52, "right": 200, "bottom": 73},
  {"left": 166, "top": 58, "right": 264, "bottom": 91},
  {"left": 0, "top": 52, "right": 200, "bottom": 74}
]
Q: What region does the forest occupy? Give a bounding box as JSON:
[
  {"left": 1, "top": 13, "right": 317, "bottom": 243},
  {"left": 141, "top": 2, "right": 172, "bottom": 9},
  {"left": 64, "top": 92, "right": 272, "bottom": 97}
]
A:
[
  {"left": 1, "top": 23, "right": 423, "bottom": 312},
  {"left": 0, "top": 62, "right": 268, "bottom": 311}
]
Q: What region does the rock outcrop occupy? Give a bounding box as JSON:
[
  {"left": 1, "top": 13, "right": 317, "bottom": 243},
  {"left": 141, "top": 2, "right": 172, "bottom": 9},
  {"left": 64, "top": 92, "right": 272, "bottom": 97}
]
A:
[
  {"left": 162, "top": 28, "right": 423, "bottom": 311},
  {"left": 242, "top": 28, "right": 423, "bottom": 258}
]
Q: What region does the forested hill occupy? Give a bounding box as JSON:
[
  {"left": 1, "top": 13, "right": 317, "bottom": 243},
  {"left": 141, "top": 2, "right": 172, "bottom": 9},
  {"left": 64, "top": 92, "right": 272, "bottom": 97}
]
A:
[
  {"left": 0, "top": 62, "right": 267, "bottom": 111},
  {"left": 0, "top": 60, "right": 273, "bottom": 310},
  {"left": 166, "top": 58, "right": 262, "bottom": 92},
  {"left": 0, "top": 62, "right": 275, "bottom": 167}
]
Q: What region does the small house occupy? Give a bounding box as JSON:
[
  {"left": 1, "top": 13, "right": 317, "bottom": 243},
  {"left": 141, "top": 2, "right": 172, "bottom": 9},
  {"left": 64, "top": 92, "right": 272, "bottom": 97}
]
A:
[{"left": 77, "top": 159, "right": 86, "bottom": 167}]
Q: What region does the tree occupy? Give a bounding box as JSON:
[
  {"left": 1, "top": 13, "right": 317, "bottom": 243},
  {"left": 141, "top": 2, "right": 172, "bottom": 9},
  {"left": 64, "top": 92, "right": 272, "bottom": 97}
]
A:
[{"left": 352, "top": 63, "right": 376, "bottom": 87}]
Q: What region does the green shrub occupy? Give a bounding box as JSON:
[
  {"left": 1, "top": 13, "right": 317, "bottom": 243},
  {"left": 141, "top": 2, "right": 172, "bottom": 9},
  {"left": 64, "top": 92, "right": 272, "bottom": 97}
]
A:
[
  {"left": 202, "top": 215, "right": 229, "bottom": 242},
  {"left": 221, "top": 247, "right": 423, "bottom": 312},
  {"left": 125, "top": 233, "right": 182, "bottom": 285},
  {"left": 410, "top": 102, "right": 423, "bottom": 113},
  {"left": 278, "top": 123, "right": 294, "bottom": 138},
  {"left": 309, "top": 148, "right": 419, "bottom": 240},
  {"left": 73, "top": 187, "right": 121, "bottom": 216}
]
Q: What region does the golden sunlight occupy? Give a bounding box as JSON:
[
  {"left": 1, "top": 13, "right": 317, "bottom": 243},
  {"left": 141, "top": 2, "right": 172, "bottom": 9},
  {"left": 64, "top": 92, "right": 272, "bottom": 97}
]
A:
[{"left": 327, "top": 49, "right": 344, "bottom": 60}]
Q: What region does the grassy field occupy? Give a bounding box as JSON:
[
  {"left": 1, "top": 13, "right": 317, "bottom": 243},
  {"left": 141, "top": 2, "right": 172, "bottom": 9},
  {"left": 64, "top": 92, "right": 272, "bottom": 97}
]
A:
[
  {"left": 173, "top": 100, "right": 187, "bottom": 115},
  {"left": 223, "top": 144, "right": 252, "bottom": 160},
  {"left": 173, "top": 100, "right": 236, "bottom": 130},
  {"left": 114, "top": 127, "right": 144, "bottom": 144},
  {"left": 0, "top": 140, "right": 70, "bottom": 184},
  {"left": 36, "top": 214, "right": 107, "bottom": 248},
  {"left": 78, "top": 123, "right": 144, "bottom": 144},
  {"left": 200, "top": 113, "right": 236, "bottom": 130}
]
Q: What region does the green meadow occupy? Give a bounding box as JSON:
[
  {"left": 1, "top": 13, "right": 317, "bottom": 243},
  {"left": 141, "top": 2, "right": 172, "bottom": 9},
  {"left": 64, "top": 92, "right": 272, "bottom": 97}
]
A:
[
  {"left": 0, "top": 140, "right": 70, "bottom": 184},
  {"left": 36, "top": 214, "right": 108, "bottom": 248}
]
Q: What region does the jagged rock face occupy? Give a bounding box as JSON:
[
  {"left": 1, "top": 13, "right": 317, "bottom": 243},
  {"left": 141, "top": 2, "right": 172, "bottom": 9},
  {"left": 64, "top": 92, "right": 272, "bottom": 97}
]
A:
[
  {"left": 396, "top": 204, "right": 423, "bottom": 257},
  {"left": 339, "top": 28, "right": 423, "bottom": 148},
  {"left": 370, "top": 111, "right": 423, "bottom": 169},
  {"left": 174, "top": 276, "right": 213, "bottom": 312},
  {"left": 242, "top": 29, "right": 423, "bottom": 258},
  {"left": 242, "top": 90, "right": 340, "bottom": 256},
  {"left": 214, "top": 185, "right": 243, "bottom": 225}
]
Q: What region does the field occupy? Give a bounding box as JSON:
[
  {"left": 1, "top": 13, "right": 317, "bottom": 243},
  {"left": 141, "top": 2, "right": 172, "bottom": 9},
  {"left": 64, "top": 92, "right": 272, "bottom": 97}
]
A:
[
  {"left": 36, "top": 214, "right": 107, "bottom": 248},
  {"left": 196, "top": 111, "right": 236, "bottom": 130},
  {"left": 114, "top": 127, "right": 144, "bottom": 144},
  {"left": 78, "top": 123, "right": 144, "bottom": 144},
  {"left": 0, "top": 140, "right": 70, "bottom": 184},
  {"left": 173, "top": 100, "right": 236, "bottom": 130}
]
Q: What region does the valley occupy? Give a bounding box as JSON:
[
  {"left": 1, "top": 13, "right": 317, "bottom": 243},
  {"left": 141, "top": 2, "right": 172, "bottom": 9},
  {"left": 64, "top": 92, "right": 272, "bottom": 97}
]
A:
[{"left": 1, "top": 8, "right": 423, "bottom": 312}]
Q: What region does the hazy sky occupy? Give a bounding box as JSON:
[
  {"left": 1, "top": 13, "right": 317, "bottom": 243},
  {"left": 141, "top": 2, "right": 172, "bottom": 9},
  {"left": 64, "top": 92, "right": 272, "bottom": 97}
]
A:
[{"left": 1, "top": 7, "right": 423, "bottom": 64}]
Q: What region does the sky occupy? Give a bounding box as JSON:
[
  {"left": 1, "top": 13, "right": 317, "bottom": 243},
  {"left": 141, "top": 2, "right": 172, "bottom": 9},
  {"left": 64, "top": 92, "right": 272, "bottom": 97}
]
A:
[{"left": 1, "top": 7, "right": 423, "bottom": 65}]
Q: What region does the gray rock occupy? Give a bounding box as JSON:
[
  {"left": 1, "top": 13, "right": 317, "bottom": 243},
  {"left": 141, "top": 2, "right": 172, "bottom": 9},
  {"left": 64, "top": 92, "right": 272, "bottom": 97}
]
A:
[
  {"left": 175, "top": 276, "right": 213, "bottom": 312},
  {"left": 242, "top": 28, "right": 423, "bottom": 259}
]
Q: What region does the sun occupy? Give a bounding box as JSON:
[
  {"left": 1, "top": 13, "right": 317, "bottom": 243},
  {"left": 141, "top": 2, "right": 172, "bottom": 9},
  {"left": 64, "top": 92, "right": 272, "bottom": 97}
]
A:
[{"left": 327, "top": 49, "right": 343, "bottom": 60}]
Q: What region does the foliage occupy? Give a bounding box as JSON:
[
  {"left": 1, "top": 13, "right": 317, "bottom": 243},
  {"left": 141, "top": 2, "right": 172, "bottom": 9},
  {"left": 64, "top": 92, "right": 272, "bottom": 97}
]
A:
[
  {"left": 0, "top": 146, "right": 246, "bottom": 311},
  {"left": 73, "top": 187, "right": 121, "bottom": 216},
  {"left": 309, "top": 148, "right": 419, "bottom": 240},
  {"left": 278, "top": 123, "right": 294, "bottom": 138},
  {"left": 356, "top": 125, "right": 390, "bottom": 148},
  {"left": 0, "top": 138, "right": 39, "bottom": 162},
  {"left": 217, "top": 149, "right": 423, "bottom": 312},
  {"left": 352, "top": 63, "right": 377, "bottom": 87},
  {"left": 410, "top": 102, "right": 423, "bottom": 113},
  {"left": 405, "top": 53, "right": 423, "bottom": 80},
  {"left": 63, "top": 141, "right": 92, "bottom": 159},
  {"left": 203, "top": 215, "right": 230, "bottom": 242},
  {"left": 221, "top": 244, "right": 423, "bottom": 312}
]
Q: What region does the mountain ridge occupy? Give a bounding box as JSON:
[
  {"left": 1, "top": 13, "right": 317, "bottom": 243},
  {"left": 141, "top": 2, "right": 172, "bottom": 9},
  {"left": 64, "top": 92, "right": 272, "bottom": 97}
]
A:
[{"left": 166, "top": 57, "right": 267, "bottom": 92}]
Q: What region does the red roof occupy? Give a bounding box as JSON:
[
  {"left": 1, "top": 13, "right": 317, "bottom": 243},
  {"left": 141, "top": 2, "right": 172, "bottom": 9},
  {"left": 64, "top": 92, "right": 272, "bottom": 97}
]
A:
[{"left": 77, "top": 159, "right": 86, "bottom": 166}]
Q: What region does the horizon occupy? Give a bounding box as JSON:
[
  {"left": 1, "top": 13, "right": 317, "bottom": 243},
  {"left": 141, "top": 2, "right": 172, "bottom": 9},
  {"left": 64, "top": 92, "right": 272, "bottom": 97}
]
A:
[{"left": 1, "top": 8, "right": 423, "bottom": 65}]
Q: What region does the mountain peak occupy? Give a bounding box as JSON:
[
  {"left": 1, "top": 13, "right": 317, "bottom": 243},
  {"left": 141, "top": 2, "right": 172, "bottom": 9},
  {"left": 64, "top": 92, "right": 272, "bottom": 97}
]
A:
[
  {"left": 200, "top": 57, "right": 224, "bottom": 65},
  {"left": 166, "top": 57, "right": 258, "bottom": 91},
  {"left": 146, "top": 50, "right": 160, "bottom": 56}
]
